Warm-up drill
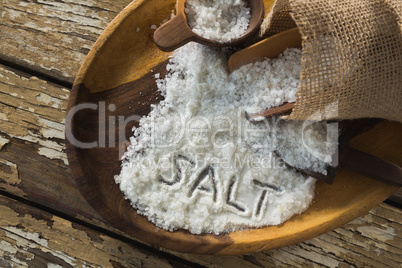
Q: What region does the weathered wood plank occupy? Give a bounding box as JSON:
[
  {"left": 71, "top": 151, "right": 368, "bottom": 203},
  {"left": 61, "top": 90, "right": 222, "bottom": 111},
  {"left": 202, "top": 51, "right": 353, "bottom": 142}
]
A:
[
  {"left": 263, "top": 204, "right": 401, "bottom": 267},
  {"left": 0, "top": 194, "right": 185, "bottom": 268},
  {"left": 0, "top": 192, "right": 400, "bottom": 267},
  {"left": 181, "top": 203, "right": 401, "bottom": 267},
  {"left": 0, "top": 0, "right": 132, "bottom": 83},
  {"left": 0, "top": 63, "right": 105, "bottom": 223}
]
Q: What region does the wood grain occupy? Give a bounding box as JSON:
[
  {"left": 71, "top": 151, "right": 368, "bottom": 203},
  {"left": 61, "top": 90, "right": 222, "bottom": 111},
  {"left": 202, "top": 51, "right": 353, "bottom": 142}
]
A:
[
  {"left": 255, "top": 203, "right": 402, "bottom": 267},
  {"left": 0, "top": 63, "right": 102, "bottom": 222},
  {"left": 0, "top": 0, "right": 132, "bottom": 83},
  {"left": 228, "top": 27, "right": 302, "bottom": 72},
  {"left": 0, "top": 195, "right": 186, "bottom": 268},
  {"left": 0, "top": 192, "right": 400, "bottom": 267}
]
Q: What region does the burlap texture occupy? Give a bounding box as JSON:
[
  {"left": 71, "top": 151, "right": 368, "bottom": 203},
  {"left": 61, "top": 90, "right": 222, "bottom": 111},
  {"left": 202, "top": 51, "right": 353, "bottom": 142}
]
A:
[{"left": 260, "top": 0, "right": 402, "bottom": 122}]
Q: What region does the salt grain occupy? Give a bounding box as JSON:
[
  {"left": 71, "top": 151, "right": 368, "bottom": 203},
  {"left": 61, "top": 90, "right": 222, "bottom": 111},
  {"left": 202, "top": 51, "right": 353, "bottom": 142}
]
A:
[
  {"left": 115, "top": 44, "right": 335, "bottom": 234},
  {"left": 185, "top": 0, "right": 251, "bottom": 42}
]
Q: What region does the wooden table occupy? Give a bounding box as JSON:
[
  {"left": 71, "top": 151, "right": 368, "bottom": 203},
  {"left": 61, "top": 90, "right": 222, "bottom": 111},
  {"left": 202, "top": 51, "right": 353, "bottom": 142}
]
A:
[{"left": 0, "top": 0, "right": 401, "bottom": 266}]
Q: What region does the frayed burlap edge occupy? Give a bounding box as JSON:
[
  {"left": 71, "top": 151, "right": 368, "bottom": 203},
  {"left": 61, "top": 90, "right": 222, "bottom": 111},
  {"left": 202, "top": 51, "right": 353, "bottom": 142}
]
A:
[{"left": 260, "top": 0, "right": 402, "bottom": 123}]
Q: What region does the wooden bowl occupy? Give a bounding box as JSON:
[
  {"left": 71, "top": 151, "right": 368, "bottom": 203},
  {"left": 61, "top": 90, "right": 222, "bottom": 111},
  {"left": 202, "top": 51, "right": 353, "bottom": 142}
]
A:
[{"left": 66, "top": 0, "right": 401, "bottom": 255}]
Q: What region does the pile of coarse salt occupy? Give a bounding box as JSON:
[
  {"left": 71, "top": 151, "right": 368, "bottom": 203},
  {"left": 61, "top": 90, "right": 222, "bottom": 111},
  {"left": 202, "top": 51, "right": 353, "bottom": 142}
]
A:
[
  {"left": 185, "top": 0, "right": 251, "bottom": 42},
  {"left": 115, "top": 43, "right": 335, "bottom": 234}
]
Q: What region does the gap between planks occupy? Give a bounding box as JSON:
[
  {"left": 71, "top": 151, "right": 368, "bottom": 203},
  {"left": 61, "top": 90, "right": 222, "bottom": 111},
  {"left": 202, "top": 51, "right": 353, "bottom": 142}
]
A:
[
  {"left": 0, "top": 193, "right": 203, "bottom": 268},
  {"left": 0, "top": 58, "right": 73, "bottom": 90}
]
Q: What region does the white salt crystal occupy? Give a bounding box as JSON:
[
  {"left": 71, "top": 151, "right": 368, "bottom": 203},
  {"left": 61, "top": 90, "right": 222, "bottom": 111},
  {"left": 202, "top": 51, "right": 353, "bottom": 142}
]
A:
[{"left": 185, "top": 0, "right": 251, "bottom": 42}]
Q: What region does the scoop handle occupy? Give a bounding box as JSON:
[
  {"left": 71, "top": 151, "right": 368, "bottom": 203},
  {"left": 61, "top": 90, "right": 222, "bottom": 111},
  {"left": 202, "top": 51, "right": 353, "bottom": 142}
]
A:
[
  {"left": 343, "top": 147, "right": 402, "bottom": 186},
  {"left": 153, "top": 15, "right": 196, "bottom": 52},
  {"left": 245, "top": 102, "right": 296, "bottom": 121},
  {"left": 228, "top": 27, "right": 302, "bottom": 73}
]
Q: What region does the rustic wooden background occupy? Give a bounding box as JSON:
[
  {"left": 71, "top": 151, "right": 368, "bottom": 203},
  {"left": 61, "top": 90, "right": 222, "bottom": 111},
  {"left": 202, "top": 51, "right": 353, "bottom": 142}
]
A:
[{"left": 0, "top": 0, "right": 401, "bottom": 266}]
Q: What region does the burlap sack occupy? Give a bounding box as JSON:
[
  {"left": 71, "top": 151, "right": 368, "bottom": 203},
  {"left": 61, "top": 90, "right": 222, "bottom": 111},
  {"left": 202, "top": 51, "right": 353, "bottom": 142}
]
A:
[{"left": 260, "top": 0, "right": 402, "bottom": 122}]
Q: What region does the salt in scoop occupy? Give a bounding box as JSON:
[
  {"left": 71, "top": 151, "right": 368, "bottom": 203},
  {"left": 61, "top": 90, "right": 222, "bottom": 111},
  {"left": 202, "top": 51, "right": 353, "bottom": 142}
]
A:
[
  {"left": 153, "top": 0, "right": 265, "bottom": 52},
  {"left": 275, "top": 119, "right": 402, "bottom": 186},
  {"left": 229, "top": 27, "right": 302, "bottom": 120}
]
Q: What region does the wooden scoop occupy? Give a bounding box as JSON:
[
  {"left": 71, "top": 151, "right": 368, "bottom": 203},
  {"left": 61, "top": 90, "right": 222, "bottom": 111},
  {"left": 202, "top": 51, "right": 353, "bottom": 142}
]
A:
[
  {"left": 229, "top": 27, "right": 302, "bottom": 121},
  {"left": 274, "top": 120, "right": 402, "bottom": 186},
  {"left": 153, "top": 0, "right": 265, "bottom": 52}
]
